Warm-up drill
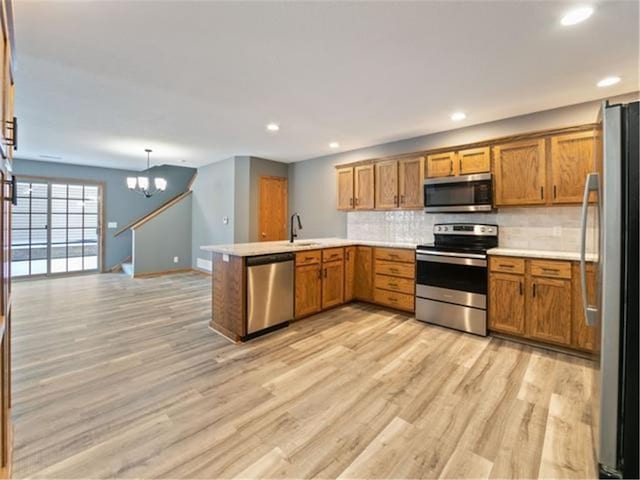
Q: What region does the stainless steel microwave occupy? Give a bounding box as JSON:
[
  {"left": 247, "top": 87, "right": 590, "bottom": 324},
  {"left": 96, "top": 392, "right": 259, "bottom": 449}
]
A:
[{"left": 423, "top": 173, "right": 493, "bottom": 213}]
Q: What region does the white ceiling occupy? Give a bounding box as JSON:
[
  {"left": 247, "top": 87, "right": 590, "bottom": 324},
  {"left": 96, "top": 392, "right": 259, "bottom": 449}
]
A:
[{"left": 14, "top": 1, "right": 640, "bottom": 170}]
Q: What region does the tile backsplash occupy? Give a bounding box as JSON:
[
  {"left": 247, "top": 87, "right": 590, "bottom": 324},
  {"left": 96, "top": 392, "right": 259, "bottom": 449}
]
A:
[{"left": 347, "top": 206, "right": 598, "bottom": 252}]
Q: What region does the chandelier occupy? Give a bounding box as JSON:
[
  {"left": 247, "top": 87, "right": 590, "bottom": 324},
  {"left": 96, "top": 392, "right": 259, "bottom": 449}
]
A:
[{"left": 126, "top": 149, "right": 167, "bottom": 198}]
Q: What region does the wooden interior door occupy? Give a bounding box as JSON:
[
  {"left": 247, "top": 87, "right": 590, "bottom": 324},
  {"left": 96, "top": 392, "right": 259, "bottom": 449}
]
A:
[
  {"left": 354, "top": 165, "right": 374, "bottom": 210},
  {"left": 336, "top": 167, "right": 354, "bottom": 210},
  {"left": 493, "top": 139, "right": 546, "bottom": 206},
  {"left": 488, "top": 272, "right": 525, "bottom": 335},
  {"left": 398, "top": 157, "right": 424, "bottom": 208},
  {"left": 550, "top": 131, "right": 596, "bottom": 204},
  {"left": 259, "top": 176, "right": 287, "bottom": 241},
  {"left": 527, "top": 276, "right": 572, "bottom": 346},
  {"left": 374, "top": 160, "right": 398, "bottom": 209}
]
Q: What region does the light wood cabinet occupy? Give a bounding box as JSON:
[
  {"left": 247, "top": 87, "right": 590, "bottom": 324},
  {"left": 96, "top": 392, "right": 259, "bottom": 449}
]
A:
[
  {"left": 527, "top": 276, "right": 572, "bottom": 346},
  {"left": 295, "top": 263, "right": 322, "bottom": 319},
  {"left": 336, "top": 167, "right": 354, "bottom": 210},
  {"left": 375, "top": 160, "right": 398, "bottom": 209},
  {"left": 457, "top": 147, "right": 491, "bottom": 175},
  {"left": 489, "top": 256, "right": 596, "bottom": 352},
  {"left": 354, "top": 246, "right": 374, "bottom": 301},
  {"left": 322, "top": 260, "right": 344, "bottom": 309},
  {"left": 373, "top": 247, "right": 415, "bottom": 313},
  {"left": 493, "top": 139, "right": 546, "bottom": 206},
  {"left": 572, "top": 263, "right": 597, "bottom": 352},
  {"left": 488, "top": 272, "right": 525, "bottom": 335},
  {"left": 354, "top": 165, "right": 375, "bottom": 210},
  {"left": 426, "top": 151, "right": 457, "bottom": 178},
  {"left": 550, "top": 131, "right": 597, "bottom": 204},
  {"left": 398, "top": 157, "right": 424, "bottom": 208},
  {"left": 344, "top": 246, "right": 356, "bottom": 302}
]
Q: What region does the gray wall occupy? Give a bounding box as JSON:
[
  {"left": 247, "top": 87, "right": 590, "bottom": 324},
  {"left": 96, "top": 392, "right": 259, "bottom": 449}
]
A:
[
  {"left": 288, "top": 92, "right": 639, "bottom": 239},
  {"left": 133, "top": 194, "right": 192, "bottom": 275},
  {"left": 191, "top": 157, "right": 236, "bottom": 269},
  {"left": 13, "top": 158, "right": 195, "bottom": 270}
]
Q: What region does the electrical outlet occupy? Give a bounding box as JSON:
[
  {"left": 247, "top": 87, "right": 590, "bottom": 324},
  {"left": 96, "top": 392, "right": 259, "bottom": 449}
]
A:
[
  {"left": 107, "top": 222, "right": 118, "bottom": 229},
  {"left": 173, "top": 256, "right": 179, "bottom": 263}
]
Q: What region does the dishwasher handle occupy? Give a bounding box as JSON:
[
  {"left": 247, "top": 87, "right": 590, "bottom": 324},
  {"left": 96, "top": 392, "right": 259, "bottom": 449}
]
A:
[{"left": 246, "top": 252, "right": 295, "bottom": 267}]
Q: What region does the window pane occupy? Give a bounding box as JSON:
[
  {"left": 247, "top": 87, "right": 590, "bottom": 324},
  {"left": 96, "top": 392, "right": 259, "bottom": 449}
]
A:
[
  {"left": 68, "top": 200, "right": 83, "bottom": 214},
  {"left": 30, "top": 245, "right": 47, "bottom": 261},
  {"left": 84, "top": 256, "right": 98, "bottom": 270},
  {"left": 83, "top": 215, "right": 97, "bottom": 228},
  {"left": 84, "top": 243, "right": 98, "bottom": 257},
  {"left": 31, "top": 259, "right": 47, "bottom": 275},
  {"left": 12, "top": 261, "right": 29, "bottom": 277},
  {"left": 68, "top": 257, "right": 83, "bottom": 272},
  {"left": 31, "top": 197, "right": 48, "bottom": 214},
  {"left": 31, "top": 183, "right": 48, "bottom": 198},
  {"left": 31, "top": 214, "right": 47, "bottom": 228},
  {"left": 51, "top": 258, "right": 67, "bottom": 273},
  {"left": 50, "top": 243, "right": 67, "bottom": 259},
  {"left": 84, "top": 186, "right": 98, "bottom": 199},
  {"left": 14, "top": 196, "right": 29, "bottom": 213},
  {"left": 51, "top": 198, "right": 67, "bottom": 213},
  {"left": 51, "top": 184, "right": 67, "bottom": 198},
  {"left": 84, "top": 199, "right": 98, "bottom": 214},
  {"left": 83, "top": 228, "right": 97, "bottom": 242},
  {"left": 12, "top": 213, "right": 29, "bottom": 229},
  {"left": 51, "top": 229, "right": 67, "bottom": 245},
  {"left": 68, "top": 229, "right": 83, "bottom": 243},
  {"left": 68, "top": 185, "right": 83, "bottom": 199},
  {"left": 51, "top": 214, "right": 66, "bottom": 228},
  {"left": 12, "top": 230, "right": 29, "bottom": 246},
  {"left": 16, "top": 182, "right": 31, "bottom": 197},
  {"left": 11, "top": 245, "right": 28, "bottom": 261},
  {"left": 31, "top": 229, "right": 47, "bottom": 244},
  {"left": 68, "top": 214, "right": 83, "bottom": 228}
]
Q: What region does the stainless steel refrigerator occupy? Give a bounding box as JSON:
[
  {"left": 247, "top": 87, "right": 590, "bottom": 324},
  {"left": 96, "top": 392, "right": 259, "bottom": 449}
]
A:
[{"left": 581, "top": 100, "right": 638, "bottom": 479}]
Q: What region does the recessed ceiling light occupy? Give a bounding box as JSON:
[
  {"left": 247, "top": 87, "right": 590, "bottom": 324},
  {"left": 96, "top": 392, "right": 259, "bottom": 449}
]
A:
[
  {"left": 266, "top": 123, "right": 280, "bottom": 132},
  {"left": 451, "top": 112, "right": 466, "bottom": 121},
  {"left": 597, "top": 76, "right": 621, "bottom": 87},
  {"left": 561, "top": 6, "right": 594, "bottom": 26},
  {"left": 329, "top": 142, "right": 340, "bottom": 149}
]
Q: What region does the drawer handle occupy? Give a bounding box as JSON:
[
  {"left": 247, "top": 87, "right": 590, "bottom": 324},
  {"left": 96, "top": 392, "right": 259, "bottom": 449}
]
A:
[
  {"left": 388, "top": 282, "right": 399, "bottom": 288},
  {"left": 541, "top": 268, "right": 560, "bottom": 273},
  {"left": 519, "top": 281, "right": 523, "bottom": 295},
  {"left": 389, "top": 268, "right": 399, "bottom": 273},
  {"left": 499, "top": 263, "right": 514, "bottom": 268},
  {"left": 388, "top": 296, "right": 398, "bottom": 302},
  {"left": 389, "top": 253, "right": 399, "bottom": 258},
  {"left": 305, "top": 256, "right": 314, "bottom": 261},
  {"left": 532, "top": 283, "right": 537, "bottom": 297}
]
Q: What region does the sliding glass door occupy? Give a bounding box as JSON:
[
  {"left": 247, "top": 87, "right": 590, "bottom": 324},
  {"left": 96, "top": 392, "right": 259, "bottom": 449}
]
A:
[{"left": 12, "top": 178, "right": 101, "bottom": 278}]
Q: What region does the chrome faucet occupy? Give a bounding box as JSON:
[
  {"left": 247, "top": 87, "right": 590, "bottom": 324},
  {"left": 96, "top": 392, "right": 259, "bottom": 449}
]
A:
[{"left": 290, "top": 213, "right": 302, "bottom": 243}]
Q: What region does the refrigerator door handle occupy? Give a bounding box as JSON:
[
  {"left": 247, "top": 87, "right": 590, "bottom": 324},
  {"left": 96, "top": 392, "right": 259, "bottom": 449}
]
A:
[{"left": 580, "top": 172, "right": 599, "bottom": 326}]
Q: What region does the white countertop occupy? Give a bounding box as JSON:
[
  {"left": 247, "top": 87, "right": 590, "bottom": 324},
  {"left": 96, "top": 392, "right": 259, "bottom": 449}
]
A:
[
  {"left": 488, "top": 247, "right": 598, "bottom": 262},
  {"left": 201, "top": 238, "right": 418, "bottom": 257}
]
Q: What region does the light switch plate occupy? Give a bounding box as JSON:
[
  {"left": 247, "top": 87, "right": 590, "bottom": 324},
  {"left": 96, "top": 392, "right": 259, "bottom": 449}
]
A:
[
  {"left": 108, "top": 222, "right": 118, "bottom": 229},
  {"left": 222, "top": 216, "right": 229, "bottom": 225}
]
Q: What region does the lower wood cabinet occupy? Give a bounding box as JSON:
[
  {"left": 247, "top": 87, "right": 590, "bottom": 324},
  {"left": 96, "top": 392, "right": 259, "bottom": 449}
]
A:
[
  {"left": 353, "top": 246, "right": 374, "bottom": 301},
  {"left": 295, "top": 262, "right": 322, "bottom": 319},
  {"left": 344, "top": 246, "right": 356, "bottom": 302},
  {"left": 322, "top": 260, "right": 344, "bottom": 309},
  {"left": 488, "top": 272, "right": 525, "bottom": 335},
  {"left": 488, "top": 256, "right": 597, "bottom": 352},
  {"left": 373, "top": 247, "right": 415, "bottom": 313}
]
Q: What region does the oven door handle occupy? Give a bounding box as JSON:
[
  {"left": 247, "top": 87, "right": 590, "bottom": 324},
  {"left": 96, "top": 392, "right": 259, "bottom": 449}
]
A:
[
  {"left": 416, "top": 253, "right": 487, "bottom": 267},
  {"left": 416, "top": 249, "right": 486, "bottom": 259}
]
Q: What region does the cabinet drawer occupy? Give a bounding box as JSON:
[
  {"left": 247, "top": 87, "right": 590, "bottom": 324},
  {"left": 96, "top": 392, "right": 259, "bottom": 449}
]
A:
[
  {"left": 322, "top": 248, "right": 344, "bottom": 263},
  {"left": 295, "top": 251, "right": 321, "bottom": 266},
  {"left": 530, "top": 260, "right": 572, "bottom": 279},
  {"left": 374, "top": 274, "right": 415, "bottom": 295},
  {"left": 375, "top": 247, "right": 415, "bottom": 263},
  {"left": 375, "top": 260, "right": 415, "bottom": 279},
  {"left": 489, "top": 256, "right": 525, "bottom": 274},
  {"left": 374, "top": 288, "right": 414, "bottom": 312}
]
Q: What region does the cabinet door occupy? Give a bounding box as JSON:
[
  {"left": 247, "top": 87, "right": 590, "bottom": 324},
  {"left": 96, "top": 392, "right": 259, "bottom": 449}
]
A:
[
  {"left": 295, "top": 264, "right": 322, "bottom": 319},
  {"left": 527, "top": 276, "right": 572, "bottom": 346},
  {"left": 550, "top": 131, "right": 596, "bottom": 204},
  {"left": 426, "top": 151, "right": 457, "bottom": 178},
  {"left": 322, "top": 261, "right": 344, "bottom": 309},
  {"left": 336, "top": 167, "right": 354, "bottom": 210},
  {"left": 354, "top": 246, "right": 373, "bottom": 301},
  {"left": 493, "top": 139, "right": 546, "bottom": 206},
  {"left": 572, "top": 263, "right": 597, "bottom": 352},
  {"left": 375, "top": 160, "right": 398, "bottom": 209},
  {"left": 398, "top": 157, "right": 424, "bottom": 208},
  {"left": 488, "top": 272, "right": 525, "bottom": 335},
  {"left": 354, "top": 165, "right": 375, "bottom": 210},
  {"left": 344, "top": 246, "right": 356, "bottom": 302},
  {"left": 458, "top": 147, "right": 490, "bottom": 175}
]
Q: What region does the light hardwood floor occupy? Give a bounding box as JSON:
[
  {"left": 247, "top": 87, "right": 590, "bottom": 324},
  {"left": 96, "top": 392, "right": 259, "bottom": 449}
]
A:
[{"left": 12, "top": 272, "right": 597, "bottom": 479}]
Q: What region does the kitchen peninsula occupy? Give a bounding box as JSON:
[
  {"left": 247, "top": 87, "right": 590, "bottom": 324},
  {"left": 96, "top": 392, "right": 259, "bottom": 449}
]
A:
[{"left": 201, "top": 239, "right": 417, "bottom": 341}]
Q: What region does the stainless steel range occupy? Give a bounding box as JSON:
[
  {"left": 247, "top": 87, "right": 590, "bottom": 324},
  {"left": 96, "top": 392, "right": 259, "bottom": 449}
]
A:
[{"left": 415, "top": 223, "right": 498, "bottom": 336}]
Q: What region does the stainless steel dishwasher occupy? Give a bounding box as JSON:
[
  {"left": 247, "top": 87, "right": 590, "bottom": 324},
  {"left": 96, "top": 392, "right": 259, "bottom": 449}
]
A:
[{"left": 246, "top": 252, "right": 294, "bottom": 335}]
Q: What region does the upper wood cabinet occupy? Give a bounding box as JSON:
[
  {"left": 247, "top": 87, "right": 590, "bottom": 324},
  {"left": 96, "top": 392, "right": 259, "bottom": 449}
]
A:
[
  {"left": 458, "top": 147, "right": 491, "bottom": 175},
  {"left": 336, "top": 167, "right": 354, "bottom": 210},
  {"left": 398, "top": 157, "right": 424, "bottom": 208},
  {"left": 550, "top": 131, "right": 597, "bottom": 203},
  {"left": 375, "top": 160, "right": 398, "bottom": 209},
  {"left": 493, "top": 139, "right": 546, "bottom": 206},
  {"left": 426, "top": 151, "right": 456, "bottom": 178},
  {"left": 354, "top": 165, "right": 375, "bottom": 210}
]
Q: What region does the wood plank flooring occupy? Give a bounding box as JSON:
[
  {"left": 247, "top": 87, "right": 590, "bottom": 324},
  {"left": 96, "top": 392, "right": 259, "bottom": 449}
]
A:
[{"left": 11, "top": 272, "right": 597, "bottom": 479}]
